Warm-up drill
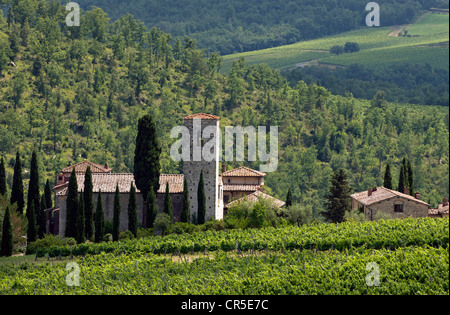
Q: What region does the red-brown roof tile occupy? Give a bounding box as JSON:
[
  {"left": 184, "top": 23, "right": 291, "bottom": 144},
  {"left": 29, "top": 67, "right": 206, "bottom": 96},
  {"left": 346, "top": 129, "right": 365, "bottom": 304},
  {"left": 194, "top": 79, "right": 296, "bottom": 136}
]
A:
[
  {"left": 60, "top": 161, "right": 112, "bottom": 174},
  {"left": 55, "top": 173, "right": 184, "bottom": 195},
  {"left": 221, "top": 166, "right": 266, "bottom": 177},
  {"left": 351, "top": 187, "right": 430, "bottom": 207},
  {"left": 184, "top": 113, "right": 220, "bottom": 120}
]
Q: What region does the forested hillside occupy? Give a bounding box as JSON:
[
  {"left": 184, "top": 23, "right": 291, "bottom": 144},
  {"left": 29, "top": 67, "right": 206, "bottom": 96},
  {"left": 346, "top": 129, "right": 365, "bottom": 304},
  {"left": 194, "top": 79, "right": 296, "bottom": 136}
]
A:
[
  {"left": 0, "top": 1, "right": 448, "bottom": 219},
  {"left": 73, "top": 0, "right": 448, "bottom": 55}
]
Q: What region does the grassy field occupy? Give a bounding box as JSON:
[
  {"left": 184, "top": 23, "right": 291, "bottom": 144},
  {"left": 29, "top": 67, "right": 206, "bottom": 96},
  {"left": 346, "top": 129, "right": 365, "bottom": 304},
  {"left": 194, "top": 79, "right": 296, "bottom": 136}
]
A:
[{"left": 221, "top": 13, "right": 449, "bottom": 73}]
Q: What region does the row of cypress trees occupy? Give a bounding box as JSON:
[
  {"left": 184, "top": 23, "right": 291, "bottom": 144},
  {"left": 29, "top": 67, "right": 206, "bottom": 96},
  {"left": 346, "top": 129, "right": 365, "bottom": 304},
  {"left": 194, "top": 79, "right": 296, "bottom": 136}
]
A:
[
  {"left": 383, "top": 158, "right": 414, "bottom": 195},
  {"left": 0, "top": 152, "right": 53, "bottom": 256}
]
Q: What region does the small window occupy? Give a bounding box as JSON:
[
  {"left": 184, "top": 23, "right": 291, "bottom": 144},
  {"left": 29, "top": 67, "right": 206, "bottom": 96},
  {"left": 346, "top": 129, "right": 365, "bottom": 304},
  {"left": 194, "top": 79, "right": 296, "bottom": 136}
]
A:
[
  {"left": 58, "top": 177, "right": 63, "bottom": 181},
  {"left": 394, "top": 204, "right": 403, "bottom": 213}
]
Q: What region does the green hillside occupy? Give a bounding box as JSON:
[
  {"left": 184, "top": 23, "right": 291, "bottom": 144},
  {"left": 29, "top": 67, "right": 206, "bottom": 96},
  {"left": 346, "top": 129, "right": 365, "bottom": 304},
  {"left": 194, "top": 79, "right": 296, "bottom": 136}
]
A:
[
  {"left": 0, "top": 2, "right": 448, "bottom": 224},
  {"left": 222, "top": 13, "right": 449, "bottom": 72}
]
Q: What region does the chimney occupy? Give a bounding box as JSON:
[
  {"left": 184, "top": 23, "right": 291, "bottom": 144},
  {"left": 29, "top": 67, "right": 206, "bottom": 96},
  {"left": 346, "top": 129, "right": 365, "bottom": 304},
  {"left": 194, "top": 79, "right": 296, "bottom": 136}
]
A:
[
  {"left": 221, "top": 163, "right": 226, "bottom": 174},
  {"left": 415, "top": 192, "right": 421, "bottom": 200},
  {"left": 404, "top": 186, "right": 409, "bottom": 195},
  {"left": 443, "top": 197, "right": 449, "bottom": 207},
  {"left": 368, "top": 188, "right": 373, "bottom": 197},
  {"left": 105, "top": 161, "right": 109, "bottom": 169}
]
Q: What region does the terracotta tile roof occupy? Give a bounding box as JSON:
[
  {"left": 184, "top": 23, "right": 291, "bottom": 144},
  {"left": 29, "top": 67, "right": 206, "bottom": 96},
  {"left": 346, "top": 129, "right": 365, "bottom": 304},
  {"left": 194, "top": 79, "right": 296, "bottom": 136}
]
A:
[
  {"left": 351, "top": 187, "right": 430, "bottom": 207},
  {"left": 158, "top": 174, "right": 184, "bottom": 194},
  {"left": 184, "top": 113, "right": 220, "bottom": 120},
  {"left": 55, "top": 174, "right": 184, "bottom": 195},
  {"left": 221, "top": 166, "right": 266, "bottom": 177},
  {"left": 226, "top": 190, "right": 285, "bottom": 208},
  {"left": 223, "top": 184, "right": 261, "bottom": 192},
  {"left": 429, "top": 202, "right": 449, "bottom": 216},
  {"left": 60, "top": 161, "right": 112, "bottom": 174}
]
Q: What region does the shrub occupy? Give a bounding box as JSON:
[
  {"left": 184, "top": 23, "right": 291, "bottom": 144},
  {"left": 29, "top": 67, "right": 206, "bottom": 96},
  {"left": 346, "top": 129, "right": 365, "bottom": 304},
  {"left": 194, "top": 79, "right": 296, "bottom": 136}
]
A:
[
  {"left": 285, "top": 204, "right": 313, "bottom": 226},
  {"left": 119, "top": 230, "right": 135, "bottom": 241},
  {"left": 26, "top": 235, "right": 75, "bottom": 255},
  {"left": 103, "top": 233, "right": 113, "bottom": 242},
  {"left": 154, "top": 213, "right": 172, "bottom": 236}
]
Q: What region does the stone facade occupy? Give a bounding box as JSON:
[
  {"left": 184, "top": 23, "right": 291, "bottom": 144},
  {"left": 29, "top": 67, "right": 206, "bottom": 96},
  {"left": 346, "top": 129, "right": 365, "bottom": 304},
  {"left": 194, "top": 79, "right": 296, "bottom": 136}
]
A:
[
  {"left": 183, "top": 114, "right": 223, "bottom": 222},
  {"left": 351, "top": 187, "right": 431, "bottom": 220}
]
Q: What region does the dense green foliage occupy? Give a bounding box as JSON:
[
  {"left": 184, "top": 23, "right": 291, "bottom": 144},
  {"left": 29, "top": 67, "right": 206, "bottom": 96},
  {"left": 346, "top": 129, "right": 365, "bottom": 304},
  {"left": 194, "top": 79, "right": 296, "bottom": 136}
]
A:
[
  {"left": 74, "top": 0, "right": 447, "bottom": 55},
  {"left": 0, "top": 206, "right": 12, "bottom": 256},
  {"left": 1, "top": 218, "right": 448, "bottom": 295},
  {"left": 0, "top": 1, "right": 448, "bottom": 220}
]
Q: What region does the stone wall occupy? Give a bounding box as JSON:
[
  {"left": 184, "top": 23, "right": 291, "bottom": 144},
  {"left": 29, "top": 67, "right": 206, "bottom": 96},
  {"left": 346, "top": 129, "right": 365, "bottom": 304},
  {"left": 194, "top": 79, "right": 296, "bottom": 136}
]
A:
[
  {"left": 56, "top": 192, "right": 183, "bottom": 237},
  {"left": 363, "top": 196, "right": 429, "bottom": 220}
]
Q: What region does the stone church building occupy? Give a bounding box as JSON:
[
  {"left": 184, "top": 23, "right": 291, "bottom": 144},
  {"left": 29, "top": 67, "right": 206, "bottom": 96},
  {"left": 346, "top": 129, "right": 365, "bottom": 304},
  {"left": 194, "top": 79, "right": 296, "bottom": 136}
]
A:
[{"left": 47, "top": 113, "right": 284, "bottom": 237}]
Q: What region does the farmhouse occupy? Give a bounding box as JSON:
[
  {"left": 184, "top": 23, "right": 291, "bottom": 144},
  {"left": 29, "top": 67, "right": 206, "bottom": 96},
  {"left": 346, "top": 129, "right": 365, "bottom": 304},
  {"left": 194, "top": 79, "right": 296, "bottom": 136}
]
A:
[
  {"left": 47, "top": 114, "right": 284, "bottom": 237},
  {"left": 350, "top": 186, "right": 448, "bottom": 220}
]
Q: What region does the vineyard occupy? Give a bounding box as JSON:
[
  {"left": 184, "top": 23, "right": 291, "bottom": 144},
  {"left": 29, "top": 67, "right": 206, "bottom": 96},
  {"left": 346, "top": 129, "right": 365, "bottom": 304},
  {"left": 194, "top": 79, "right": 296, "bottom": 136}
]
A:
[
  {"left": 222, "top": 13, "right": 449, "bottom": 72},
  {"left": 0, "top": 218, "right": 448, "bottom": 295}
]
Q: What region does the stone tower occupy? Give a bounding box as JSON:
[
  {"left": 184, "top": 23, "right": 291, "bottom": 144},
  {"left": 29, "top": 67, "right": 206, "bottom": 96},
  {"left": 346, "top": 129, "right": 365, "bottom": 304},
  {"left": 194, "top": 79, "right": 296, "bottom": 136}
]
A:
[{"left": 183, "top": 113, "right": 223, "bottom": 222}]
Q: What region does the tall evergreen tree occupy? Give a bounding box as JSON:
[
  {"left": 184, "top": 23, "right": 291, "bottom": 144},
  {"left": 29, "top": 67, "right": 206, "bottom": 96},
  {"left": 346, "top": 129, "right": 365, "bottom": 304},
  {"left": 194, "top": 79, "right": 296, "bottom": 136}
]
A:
[
  {"left": 383, "top": 163, "right": 393, "bottom": 190},
  {"left": 76, "top": 192, "right": 85, "bottom": 244},
  {"left": 44, "top": 179, "right": 52, "bottom": 209},
  {"left": 65, "top": 168, "right": 78, "bottom": 238},
  {"left": 164, "top": 182, "right": 173, "bottom": 221},
  {"left": 94, "top": 190, "right": 105, "bottom": 243},
  {"left": 27, "top": 151, "right": 40, "bottom": 228},
  {"left": 286, "top": 188, "right": 293, "bottom": 208},
  {"left": 27, "top": 202, "right": 37, "bottom": 243},
  {"left": 10, "top": 151, "right": 24, "bottom": 215},
  {"left": 112, "top": 184, "right": 121, "bottom": 241},
  {"left": 83, "top": 166, "right": 94, "bottom": 240},
  {"left": 197, "top": 170, "right": 206, "bottom": 225},
  {"left": 128, "top": 182, "right": 138, "bottom": 237},
  {"left": 146, "top": 186, "right": 157, "bottom": 228},
  {"left": 322, "top": 169, "right": 352, "bottom": 223},
  {"left": 37, "top": 194, "right": 46, "bottom": 238},
  {"left": 0, "top": 206, "right": 13, "bottom": 257},
  {"left": 0, "top": 157, "right": 6, "bottom": 196},
  {"left": 134, "top": 114, "right": 161, "bottom": 227},
  {"left": 407, "top": 159, "right": 414, "bottom": 196},
  {"left": 397, "top": 158, "right": 407, "bottom": 193},
  {"left": 180, "top": 177, "right": 190, "bottom": 223}
]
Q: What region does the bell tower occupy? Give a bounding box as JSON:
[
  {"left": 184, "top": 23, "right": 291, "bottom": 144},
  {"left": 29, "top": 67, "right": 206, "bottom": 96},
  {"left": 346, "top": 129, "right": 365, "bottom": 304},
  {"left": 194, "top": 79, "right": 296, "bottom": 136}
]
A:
[{"left": 183, "top": 113, "right": 223, "bottom": 222}]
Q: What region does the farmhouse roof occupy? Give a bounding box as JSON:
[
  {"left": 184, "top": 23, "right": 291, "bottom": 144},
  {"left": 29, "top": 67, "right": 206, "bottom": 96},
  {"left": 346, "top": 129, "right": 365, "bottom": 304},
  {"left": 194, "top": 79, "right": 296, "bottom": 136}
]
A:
[
  {"left": 54, "top": 173, "right": 184, "bottom": 195},
  {"left": 184, "top": 113, "right": 220, "bottom": 120},
  {"left": 226, "top": 190, "right": 285, "bottom": 209},
  {"left": 350, "top": 187, "right": 430, "bottom": 207},
  {"left": 60, "top": 160, "right": 112, "bottom": 174},
  {"left": 221, "top": 166, "right": 266, "bottom": 177}
]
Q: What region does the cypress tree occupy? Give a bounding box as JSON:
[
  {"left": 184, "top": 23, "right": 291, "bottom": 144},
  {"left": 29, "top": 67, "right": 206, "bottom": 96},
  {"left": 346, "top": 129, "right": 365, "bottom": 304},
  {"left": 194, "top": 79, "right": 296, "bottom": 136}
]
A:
[
  {"left": 0, "top": 206, "right": 13, "bottom": 257},
  {"left": 146, "top": 186, "right": 157, "bottom": 228},
  {"left": 44, "top": 179, "right": 52, "bottom": 209},
  {"left": 397, "top": 159, "right": 407, "bottom": 193},
  {"left": 27, "top": 151, "right": 40, "bottom": 226},
  {"left": 38, "top": 194, "right": 46, "bottom": 238},
  {"left": 322, "top": 169, "right": 352, "bottom": 223},
  {"left": 112, "top": 184, "right": 121, "bottom": 241},
  {"left": 407, "top": 159, "right": 414, "bottom": 196},
  {"left": 128, "top": 183, "right": 138, "bottom": 237},
  {"left": 383, "top": 163, "right": 393, "bottom": 190},
  {"left": 94, "top": 190, "right": 105, "bottom": 243},
  {"left": 180, "top": 177, "right": 190, "bottom": 223},
  {"left": 164, "top": 182, "right": 173, "bottom": 221},
  {"left": 286, "top": 188, "right": 293, "bottom": 208},
  {"left": 134, "top": 114, "right": 161, "bottom": 227},
  {"left": 76, "top": 192, "right": 85, "bottom": 244},
  {"left": 27, "top": 202, "right": 37, "bottom": 243},
  {"left": 10, "top": 151, "right": 24, "bottom": 215},
  {"left": 83, "top": 166, "right": 94, "bottom": 240},
  {"left": 197, "top": 170, "right": 206, "bottom": 225},
  {"left": 65, "top": 168, "right": 78, "bottom": 238},
  {"left": 0, "top": 157, "right": 6, "bottom": 196}
]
